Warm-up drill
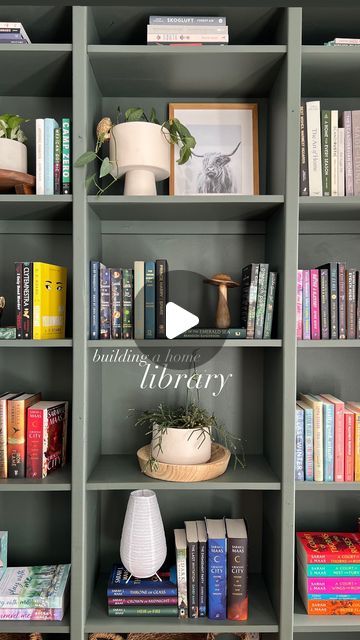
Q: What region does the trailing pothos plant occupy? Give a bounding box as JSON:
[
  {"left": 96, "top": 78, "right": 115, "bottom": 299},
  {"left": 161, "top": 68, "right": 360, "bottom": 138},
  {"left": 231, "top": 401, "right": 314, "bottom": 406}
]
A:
[
  {"left": 74, "top": 106, "right": 196, "bottom": 195},
  {"left": 0, "top": 114, "right": 29, "bottom": 143}
]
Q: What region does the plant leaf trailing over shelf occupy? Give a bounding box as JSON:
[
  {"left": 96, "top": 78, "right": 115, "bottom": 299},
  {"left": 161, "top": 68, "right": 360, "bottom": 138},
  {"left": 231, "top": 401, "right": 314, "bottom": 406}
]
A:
[
  {"left": 0, "top": 113, "right": 29, "bottom": 143},
  {"left": 74, "top": 106, "right": 196, "bottom": 196}
]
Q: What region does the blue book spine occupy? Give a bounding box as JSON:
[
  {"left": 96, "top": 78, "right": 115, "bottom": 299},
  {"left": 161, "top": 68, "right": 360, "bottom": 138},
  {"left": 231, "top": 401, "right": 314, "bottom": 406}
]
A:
[
  {"left": 90, "top": 261, "right": 99, "bottom": 340},
  {"left": 323, "top": 402, "right": 335, "bottom": 481},
  {"left": 145, "top": 261, "right": 156, "bottom": 339},
  {"left": 304, "top": 406, "right": 314, "bottom": 481},
  {"left": 295, "top": 407, "right": 305, "bottom": 480},
  {"left": 44, "top": 118, "right": 58, "bottom": 195},
  {"left": 207, "top": 537, "right": 227, "bottom": 620},
  {"left": 308, "top": 593, "right": 360, "bottom": 600},
  {"left": 302, "top": 270, "right": 311, "bottom": 340}
]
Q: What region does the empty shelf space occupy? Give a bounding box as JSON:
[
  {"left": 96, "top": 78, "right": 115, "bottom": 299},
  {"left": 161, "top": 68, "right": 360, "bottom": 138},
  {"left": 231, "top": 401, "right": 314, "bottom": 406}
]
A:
[
  {"left": 0, "top": 466, "right": 71, "bottom": 492},
  {"left": 0, "top": 44, "right": 72, "bottom": 96},
  {"left": 296, "top": 481, "right": 360, "bottom": 491},
  {"left": 299, "top": 196, "right": 360, "bottom": 221},
  {"left": 294, "top": 590, "right": 360, "bottom": 632},
  {"left": 0, "top": 195, "right": 72, "bottom": 221},
  {"left": 302, "top": 45, "right": 360, "bottom": 97},
  {"left": 297, "top": 340, "right": 360, "bottom": 348}
]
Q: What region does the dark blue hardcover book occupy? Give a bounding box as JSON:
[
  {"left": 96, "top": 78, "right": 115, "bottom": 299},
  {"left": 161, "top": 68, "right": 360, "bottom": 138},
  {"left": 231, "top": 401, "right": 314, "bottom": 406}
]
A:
[
  {"left": 122, "top": 268, "right": 133, "bottom": 339},
  {"left": 90, "top": 260, "right": 100, "bottom": 340},
  {"left": 145, "top": 261, "right": 156, "bottom": 339},
  {"left": 107, "top": 565, "right": 177, "bottom": 597},
  {"left": 206, "top": 519, "right": 227, "bottom": 620},
  {"left": 110, "top": 268, "right": 122, "bottom": 339},
  {"left": 100, "top": 263, "right": 111, "bottom": 339}
]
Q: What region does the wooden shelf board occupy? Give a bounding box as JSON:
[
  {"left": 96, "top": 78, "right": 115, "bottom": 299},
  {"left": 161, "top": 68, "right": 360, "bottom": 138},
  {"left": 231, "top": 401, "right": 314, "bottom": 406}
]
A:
[
  {"left": 85, "top": 573, "right": 278, "bottom": 633},
  {"left": 294, "top": 590, "right": 360, "bottom": 631},
  {"left": 88, "top": 195, "right": 284, "bottom": 221},
  {"left": 88, "top": 339, "right": 282, "bottom": 348},
  {"left": 0, "top": 44, "right": 72, "bottom": 96},
  {"left": 87, "top": 454, "right": 280, "bottom": 490},
  {"left": 0, "top": 339, "right": 73, "bottom": 348},
  {"left": 88, "top": 45, "right": 286, "bottom": 97},
  {"left": 296, "top": 481, "right": 360, "bottom": 491},
  {"left": 0, "top": 611, "right": 70, "bottom": 633},
  {"left": 298, "top": 340, "right": 360, "bottom": 348},
  {"left": 299, "top": 196, "right": 360, "bottom": 220},
  {"left": 302, "top": 45, "right": 360, "bottom": 97},
  {"left": 0, "top": 466, "right": 71, "bottom": 492},
  {"left": 0, "top": 195, "right": 72, "bottom": 221}
]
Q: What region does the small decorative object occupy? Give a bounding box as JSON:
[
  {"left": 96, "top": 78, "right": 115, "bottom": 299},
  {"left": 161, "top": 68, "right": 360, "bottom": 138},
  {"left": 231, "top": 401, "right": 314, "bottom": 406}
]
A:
[
  {"left": 120, "top": 489, "right": 167, "bottom": 579},
  {"left": 137, "top": 442, "right": 231, "bottom": 482},
  {"left": 0, "top": 327, "right": 16, "bottom": 339},
  {"left": 75, "top": 106, "right": 196, "bottom": 196},
  {"left": 205, "top": 273, "right": 240, "bottom": 329},
  {"left": 0, "top": 114, "right": 29, "bottom": 174},
  {"left": 169, "top": 103, "right": 259, "bottom": 195},
  {"left": 0, "top": 297, "right": 5, "bottom": 324}
]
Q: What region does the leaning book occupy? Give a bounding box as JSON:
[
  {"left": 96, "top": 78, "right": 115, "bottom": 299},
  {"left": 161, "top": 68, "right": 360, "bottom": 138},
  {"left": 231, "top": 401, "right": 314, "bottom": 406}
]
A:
[{"left": 0, "top": 564, "right": 71, "bottom": 610}]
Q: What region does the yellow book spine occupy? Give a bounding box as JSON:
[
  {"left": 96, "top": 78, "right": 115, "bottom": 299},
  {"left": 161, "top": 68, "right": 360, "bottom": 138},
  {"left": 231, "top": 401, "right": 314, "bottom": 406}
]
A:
[
  {"left": 33, "top": 262, "right": 43, "bottom": 339},
  {"left": 41, "top": 264, "right": 67, "bottom": 339}
]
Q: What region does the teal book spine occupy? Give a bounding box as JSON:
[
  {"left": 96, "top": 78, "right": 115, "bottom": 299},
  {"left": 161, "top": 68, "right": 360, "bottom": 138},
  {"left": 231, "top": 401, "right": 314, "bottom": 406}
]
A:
[
  {"left": 44, "top": 118, "right": 58, "bottom": 195},
  {"left": 61, "top": 118, "right": 71, "bottom": 194},
  {"left": 145, "top": 261, "right": 156, "bottom": 339},
  {"left": 308, "top": 564, "right": 360, "bottom": 577}
]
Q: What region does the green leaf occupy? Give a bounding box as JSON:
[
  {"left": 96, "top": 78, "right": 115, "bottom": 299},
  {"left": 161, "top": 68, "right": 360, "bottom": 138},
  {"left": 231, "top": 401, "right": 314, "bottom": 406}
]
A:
[
  {"left": 85, "top": 172, "right": 96, "bottom": 190},
  {"left": 173, "top": 118, "right": 192, "bottom": 139},
  {"left": 99, "top": 156, "right": 112, "bottom": 178},
  {"left": 184, "top": 135, "right": 196, "bottom": 149},
  {"left": 74, "top": 151, "right": 97, "bottom": 167},
  {"left": 177, "top": 146, "right": 192, "bottom": 165},
  {"left": 149, "top": 108, "right": 160, "bottom": 124},
  {"left": 125, "top": 108, "right": 145, "bottom": 122}
]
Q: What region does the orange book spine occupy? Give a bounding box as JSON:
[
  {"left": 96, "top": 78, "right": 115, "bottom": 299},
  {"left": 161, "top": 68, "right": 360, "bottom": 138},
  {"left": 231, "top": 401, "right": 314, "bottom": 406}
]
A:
[{"left": 307, "top": 599, "right": 360, "bottom": 615}]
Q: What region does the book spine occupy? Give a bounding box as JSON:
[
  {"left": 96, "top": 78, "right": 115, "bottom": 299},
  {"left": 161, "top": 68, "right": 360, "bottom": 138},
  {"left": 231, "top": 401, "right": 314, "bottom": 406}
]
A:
[
  {"left": 110, "top": 269, "right": 122, "bottom": 339},
  {"left": 134, "top": 261, "right": 145, "bottom": 340},
  {"left": 227, "top": 535, "right": 248, "bottom": 621},
  {"left": 32, "top": 262, "right": 42, "bottom": 340},
  {"left": 0, "top": 399, "right": 7, "bottom": 478},
  {"left": 147, "top": 33, "right": 228, "bottom": 43},
  {"left": 208, "top": 537, "right": 227, "bottom": 619},
  {"left": 0, "top": 23, "right": 30, "bottom": 40},
  {"left": 307, "top": 592, "right": 360, "bottom": 600},
  {"left": 107, "top": 587, "right": 178, "bottom": 597},
  {"left": 263, "top": 272, "right": 277, "bottom": 339},
  {"left": 175, "top": 545, "right": 188, "bottom": 618},
  {"left": 26, "top": 407, "right": 46, "bottom": 479},
  {"left": 331, "top": 110, "right": 338, "bottom": 196},
  {"left": 156, "top": 259, "right": 168, "bottom": 339},
  {"left": 108, "top": 597, "right": 178, "bottom": 606},
  {"left": 44, "top": 119, "right": 55, "bottom": 195},
  {"left": 321, "top": 110, "right": 331, "bottom": 196},
  {"left": 295, "top": 407, "right": 305, "bottom": 480},
  {"left": 108, "top": 606, "right": 178, "bottom": 617},
  {"left": 337, "top": 127, "right": 345, "bottom": 196},
  {"left": 187, "top": 541, "right": 198, "bottom": 618},
  {"left": 310, "top": 269, "right": 320, "bottom": 339},
  {"left": 355, "top": 412, "right": 360, "bottom": 482},
  {"left": 338, "top": 262, "right": 346, "bottom": 339},
  {"left": 302, "top": 270, "right": 311, "bottom": 340},
  {"left": 15, "top": 262, "right": 23, "bottom": 339},
  {"left": 145, "top": 261, "right": 156, "bottom": 339},
  {"left": 198, "top": 539, "right": 207, "bottom": 617},
  {"left": 299, "top": 101, "right": 309, "bottom": 196},
  {"left": 313, "top": 402, "right": 324, "bottom": 482},
  {"left": 304, "top": 407, "right": 314, "bottom": 481},
  {"left": 357, "top": 271, "right": 360, "bottom": 339},
  {"left": 89, "top": 261, "right": 99, "bottom": 340},
  {"left": 306, "top": 101, "right": 323, "bottom": 196},
  {"left": 61, "top": 118, "right": 71, "bottom": 194},
  {"left": 0, "top": 609, "right": 64, "bottom": 621},
  {"left": 319, "top": 268, "right": 329, "bottom": 339},
  {"left": 149, "top": 16, "right": 227, "bottom": 24},
  {"left": 306, "top": 577, "right": 360, "bottom": 593},
  {"left": 7, "top": 400, "right": 26, "bottom": 478},
  {"left": 100, "top": 264, "right": 111, "bottom": 339},
  {"left": 327, "top": 263, "right": 338, "bottom": 338},
  {"left": 332, "top": 402, "right": 345, "bottom": 482},
  {"left": 22, "top": 262, "right": 32, "bottom": 339},
  {"left": 254, "top": 264, "right": 269, "bottom": 339},
  {"left": 323, "top": 403, "right": 334, "bottom": 482},
  {"left": 352, "top": 110, "right": 360, "bottom": 196},
  {"left": 346, "top": 268, "right": 357, "bottom": 339},
  {"left": 181, "top": 328, "right": 247, "bottom": 339},
  {"left": 122, "top": 269, "right": 134, "bottom": 339},
  {"left": 343, "top": 111, "right": 354, "bottom": 195},
  {"left": 344, "top": 411, "right": 355, "bottom": 482},
  {"left": 308, "top": 564, "right": 360, "bottom": 577},
  {"left": 306, "top": 600, "right": 360, "bottom": 615},
  {"left": 35, "top": 118, "right": 44, "bottom": 195},
  {"left": 297, "top": 270, "right": 303, "bottom": 339},
  {"left": 247, "top": 264, "right": 259, "bottom": 338},
  {"left": 54, "top": 127, "right": 61, "bottom": 195}
]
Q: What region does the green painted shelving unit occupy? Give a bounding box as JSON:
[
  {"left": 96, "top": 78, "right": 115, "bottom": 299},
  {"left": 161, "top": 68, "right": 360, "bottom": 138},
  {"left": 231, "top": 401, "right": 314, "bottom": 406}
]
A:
[{"left": 0, "top": 4, "right": 359, "bottom": 640}]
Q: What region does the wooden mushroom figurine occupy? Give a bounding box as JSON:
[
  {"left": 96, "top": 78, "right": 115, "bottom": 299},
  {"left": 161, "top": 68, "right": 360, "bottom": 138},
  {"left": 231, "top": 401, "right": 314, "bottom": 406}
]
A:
[{"left": 204, "top": 273, "right": 240, "bottom": 329}]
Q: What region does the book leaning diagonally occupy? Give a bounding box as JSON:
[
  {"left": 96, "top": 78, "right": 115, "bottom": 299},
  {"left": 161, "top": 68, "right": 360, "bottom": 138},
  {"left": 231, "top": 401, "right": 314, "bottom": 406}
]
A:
[{"left": 306, "top": 101, "right": 322, "bottom": 196}]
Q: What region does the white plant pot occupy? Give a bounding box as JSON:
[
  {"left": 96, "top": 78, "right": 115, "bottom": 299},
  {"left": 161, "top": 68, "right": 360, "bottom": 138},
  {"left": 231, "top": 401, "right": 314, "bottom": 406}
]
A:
[
  {"left": 109, "top": 122, "right": 170, "bottom": 196},
  {"left": 0, "top": 138, "right": 27, "bottom": 173},
  {"left": 151, "top": 425, "right": 212, "bottom": 465}
]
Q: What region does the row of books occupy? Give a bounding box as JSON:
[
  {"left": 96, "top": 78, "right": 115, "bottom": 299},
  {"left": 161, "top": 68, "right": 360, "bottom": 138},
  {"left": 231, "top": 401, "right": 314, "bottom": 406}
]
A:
[
  {"left": 147, "top": 15, "right": 228, "bottom": 45},
  {"left": 36, "top": 118, "right": 71, "bottom": 195},
  {"left": 15, "top": 262, "right": 67, "bottom": 340},
  {"left": 296, "top": 263, "right": 360, "bottom": 340},
  {"left": 0, "top": 535, "right": 70, "bottom": 621},
  {"left": 0, "top": 22, "right": 30, "bottom": 44},
  {"left": 0, "top": 394, "right": 68, "bottom": 480},
  {"left": 297, "top": 531, "right": 360, "bottom": 615},
  {"left": 300, "top": 101, "right": 360, "bottom": 197},
  {"left": 240, "top": 264, "right": 277, "bottom": 339},
  {"left": 296, "top": 394, "right": 360, "bottom": 483},
  {"left": 324, "top": 37, "right": 360, "bottom": 46}
]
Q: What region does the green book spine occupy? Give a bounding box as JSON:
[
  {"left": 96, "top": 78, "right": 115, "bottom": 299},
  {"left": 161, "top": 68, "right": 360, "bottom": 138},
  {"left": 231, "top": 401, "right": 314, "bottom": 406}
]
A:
[
  {"left": 54, "top": 127, "right": 61, "bottom": 195},
  {"left": 263, "top": 272, "right": 277, "bottom": 339},
  {"left": 321, "top": 110, "right": 331, "bottom": 196},
  {"left": 254, "top": 263, "right": 269, "bottom": 339},
  {"left": 108, "top": 606, "right": 179, "bottom": 616},
  {"left": 122, "top": 269, "right": 134, "bottom": 339},
  {"left": 61, "top": 118, "right": 71, "bottom": 194}
]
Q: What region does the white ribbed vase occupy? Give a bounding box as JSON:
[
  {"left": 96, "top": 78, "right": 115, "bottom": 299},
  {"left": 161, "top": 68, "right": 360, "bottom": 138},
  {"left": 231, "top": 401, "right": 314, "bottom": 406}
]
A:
[{"left": 120, "top": 489, "right": 167, "bottom": 579}]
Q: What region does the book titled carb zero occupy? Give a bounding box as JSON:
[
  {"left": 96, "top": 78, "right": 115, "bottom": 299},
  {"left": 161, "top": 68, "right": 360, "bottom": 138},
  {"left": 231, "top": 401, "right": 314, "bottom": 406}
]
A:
[{"left": 26, "top": 401, "right": 68, "bottom": 478}]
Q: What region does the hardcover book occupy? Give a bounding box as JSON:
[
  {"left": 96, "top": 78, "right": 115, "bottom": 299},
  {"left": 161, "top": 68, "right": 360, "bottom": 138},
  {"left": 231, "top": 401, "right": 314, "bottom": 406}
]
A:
[
  {"left": 185, "top": 520, "right": 198, "bottom": 618},
  {"left": 345, "top": 403, "right": 360, "bottom": 481},
  {"left": 240, "top": 263, "right": 259, "bottom": 339},
  {"left": 149, "top": 16, "right": 227, "bottom": 24},
  {"left": 299, "top": 101, "right": 309, "bottom": 196},
  {"left": 298, "top": 394, "right": 323, "bottom": 481},
  {"left": 181, "top": 328, "right": 246, "bottom": 339},
  {"left": 44, "top": 118, "right": 59, "bottom": 195},
  {"left": 206, "top": 518, "right": 227, "bottom": 620},
  {"left": 100, "top": 263, "right": 111, "bottom": 339},
  {"left": 344, "top": 408, "right": 355, "bottom": 482},
  {"left": 156, "top": 259, "right": 168, "bottom": 339},
  {"left": 107, "top": 565, "right": 177, "bottom": 597},
  {"left": 145, "top": 261, "right": 156, "bottom": 339},
  {"left": 122, "top": 268, "right": 134, "bottom": 339},
  {"left": 338, "top": 262, "right": 346, "bottom": 339},
  {"left": 0, "top": 532, "right": 7, "bottom": 580},
  {"left": 318, "top": 263, "right": 338, "bottom": 338},
  {"left": 313, "top": 395, "right": 334, "bottom": 481},
  {"left": 0, "top": 608, "right": 64, "bottom": 621},
  {"left": 297, "top": 400, "right": 314, "bottom": 481},
  {"left": 320, "top": 395, "right": 344, "bottom": 482},
  {"left": 33, "top": 262, "right": 67, "bottom": 340},
  {"left": 342, "top": 111, "right": 354, "bottom": 195},
  {"left": 306, "top": 101, "right": 323, "bottom": 196},
  {"left": 319, "top": 268, "right": 329, "bottom": 339},
  {"left": 7, "top": 393, "right": 41, "bottom": 478},
  {"left": 263, "top": 272, "right": 277, "bottom": 339},
  {"left": 134, "top": 260, "right": 145, "bottom": 340},
  {"left": 22, "top": 261, "right": 32, "bottom": 339},
  {"left": 61, "top": 118, "right": 71, "bottom": 194},
  {"left": 108, "top": 597, "right": 178, "bottom": 606},
  {"left": 310, "top": 269, "right": 320, "bottom": 339},
  {"left": 321, "top": 110, "right": 331, "bottom": 196},
  {"left": 296, "top": 270, "right": 303, "bottom": 339},
  {"left": 35, "top": 118, "right": 44, "bottom": 195},
  {"left": 225, "top": 518, "right": 248, "bottom": 621},
  {"left": 90, "top": 260, "right": 99, "bottom": 340},
  {"left": 0, "top": 564, "right": 70, "bottom": 609},
  {"left": 174, "top": 529, "right": 188, "bottom": 618},
  {"left": 108, "top": 606, "right": 178, "bottom": 617},
  {"left": 0, "top": 394, "right": 18, "bottom": 479},
  {"left": 338, "top": 127, "right": 345, "bottom": 196},
  {"left": 307, "top": 563, "right": 360, "bottom": 577},
  {"left": 26, "top": 401, "right": 68, "bottom": 479},
  {"left": 110, "top": 268, "right": 122, "bottom": 339},
  {"left": 302, "top": 270, "right": 311, "bottom": 340},
  {"left": 295, "top": 405, "right": 305, "bottom": 480},
  {"left": 54, "top": 127, "right": 62, "bottom": 195},
  {"left": 352, "top": 110, "right": 360, "bottom": 196},
  {"left": 254, "top": 263, "right": 269, "bottom": 339},
  {"left": 196, "top": 519, "right": 207, "bottom": 617},
  {"left": 330, "top": 109, "right": 338, "bottom": 196},
  {"left": 15, "top": 262, "right": 22, "bottom": 339},
  {"left": 346, "top": 268, "right": 357, "bottom": 339},
  {"left": 297, "top": 532, "right": 360, "bottom": 564}
]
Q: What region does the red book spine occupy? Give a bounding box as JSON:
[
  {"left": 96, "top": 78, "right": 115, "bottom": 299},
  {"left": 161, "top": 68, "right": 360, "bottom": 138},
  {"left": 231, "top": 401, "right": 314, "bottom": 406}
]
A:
[
  {"left": 344, "top": 409, "right": 355, "bottom": 482},
  {"left": 298, "top": 532, "right": 360, "bottom": 563},
  {"left": 297, "top": 270, "right": 303, "bottom": 339},
  {"left": 310, "top": 269, "right": 320, "bottom": 339},
  {"left": 108, "top": 597, "right": 178, "bottom": 606},
  {"left": 26, "top": 407, "right": 45, "bottom": 478}
]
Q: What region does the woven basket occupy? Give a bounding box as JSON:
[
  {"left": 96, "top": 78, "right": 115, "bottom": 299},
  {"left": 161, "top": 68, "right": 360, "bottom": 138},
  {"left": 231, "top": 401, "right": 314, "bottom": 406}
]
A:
[{"left": 0, "top": 635, "right": 42, "bottom": 640}]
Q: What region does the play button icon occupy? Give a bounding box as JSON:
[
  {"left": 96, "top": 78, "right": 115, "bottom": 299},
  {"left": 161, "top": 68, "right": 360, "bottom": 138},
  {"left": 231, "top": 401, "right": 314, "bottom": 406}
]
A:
[{"left": 166, "top": 302, "right": 199, "bottom": 340}]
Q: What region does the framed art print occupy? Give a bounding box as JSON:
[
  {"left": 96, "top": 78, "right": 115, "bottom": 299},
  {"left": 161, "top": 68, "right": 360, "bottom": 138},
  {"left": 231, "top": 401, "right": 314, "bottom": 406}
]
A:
[{"left": 169, "top": 103, "right": 259, "bottom": 196}]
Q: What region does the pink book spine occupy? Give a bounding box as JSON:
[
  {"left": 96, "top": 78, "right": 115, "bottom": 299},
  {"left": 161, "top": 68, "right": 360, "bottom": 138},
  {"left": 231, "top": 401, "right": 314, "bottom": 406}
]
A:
[
  {"left": 297, "top": 270, "right": 303, "bottom": 339},
  {"left": 0, "top": 608, "right": 63, "bottom": 620},
  {"left": 310, "top": 269, "right": 320, "bottom": 339},
  {"left": 334, "top": 402, "right": 345, "bottom": 482},
  {"left": 302, "top": 270, "right": 311, "bottom": 340},
  {"left": 307, "top": 577, "right": 360, "bottom": 593},
  {"left": 344, "top": 409, "right": 355, "bottom": 482}
]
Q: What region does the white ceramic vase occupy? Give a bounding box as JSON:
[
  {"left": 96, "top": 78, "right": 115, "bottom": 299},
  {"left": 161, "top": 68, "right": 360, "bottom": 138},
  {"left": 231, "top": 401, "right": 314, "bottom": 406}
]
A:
[
  {"left": 109, "top": 122, "right": 170, "bottom": 196},
  {"left": 120, "top": 489, "right": 167, "bottom": 579},
  {"left": 151, "top": 425, "right": 212, "bottom": 465},
  {"left": 0, "top": 138, "right": 27, "bottom": 173}
]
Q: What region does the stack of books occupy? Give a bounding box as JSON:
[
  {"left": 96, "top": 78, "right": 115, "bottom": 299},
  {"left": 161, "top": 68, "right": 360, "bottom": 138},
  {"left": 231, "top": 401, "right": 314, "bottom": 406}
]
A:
[
  {"left": 15, "top": 261, "right": 67, "bottom": 340},
  {"left": 147, "top": 15, "right": 228, "bottom": 46},
  {"left": 297, "top": 531, "right": 360, "bottom": 615},
  {"left": 0, "top": 394, "right": 68, "bottom": 480},
  {"left": 297, "top": 263, "right": 360, "bottom": 340},
  {"left": 107, "top": 565, "right": 178, "bottom": 617},
  {"left": 36, "top": 118, "right": 71, "bottom": 195},
  {"left": 0, "top": 22, "right": 30, "bottom": 44},
  {"left": 324, "top": 38, "right": 360, "bottom": 46},
  {"left": 296, "top": 394, "right": 360, "bottom": 483},
  {"left": 300, "top": 100, "right": 360, "bottom": 196}
]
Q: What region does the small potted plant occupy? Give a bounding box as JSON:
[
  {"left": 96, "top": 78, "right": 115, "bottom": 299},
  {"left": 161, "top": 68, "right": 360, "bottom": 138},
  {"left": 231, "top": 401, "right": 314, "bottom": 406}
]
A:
[
  {"left": 0, "top": 113, "right": 29, "bottom": 174},
  {"left": 75, "top": 106, "right": 196, "bottom": 196}
]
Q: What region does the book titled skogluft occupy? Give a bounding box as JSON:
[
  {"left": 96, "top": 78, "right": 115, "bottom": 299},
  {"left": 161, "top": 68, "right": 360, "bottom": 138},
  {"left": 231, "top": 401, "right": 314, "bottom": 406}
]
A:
[{"left": 206, "top": 520, "right": 227, "bottom": 619}]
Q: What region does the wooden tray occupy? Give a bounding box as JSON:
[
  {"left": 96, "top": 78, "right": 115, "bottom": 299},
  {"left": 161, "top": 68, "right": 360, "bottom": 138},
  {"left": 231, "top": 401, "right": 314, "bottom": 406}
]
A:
[
  {"left": 137, "top": 443, "right": 231, "bottom": 482},
  {"left": 0, "top": 169, "right": 35, "bottom": 194}
]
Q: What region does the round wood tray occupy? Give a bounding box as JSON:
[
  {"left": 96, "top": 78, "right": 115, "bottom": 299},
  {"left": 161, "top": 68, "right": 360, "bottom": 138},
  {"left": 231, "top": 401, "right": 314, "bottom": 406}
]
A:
[{"left": 137, "top": 443, "right": 231, "bottom": 482}]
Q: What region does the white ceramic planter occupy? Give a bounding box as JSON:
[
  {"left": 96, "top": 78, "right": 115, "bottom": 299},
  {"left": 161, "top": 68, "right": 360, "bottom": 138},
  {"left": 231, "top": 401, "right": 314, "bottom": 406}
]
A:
[
  {"left": 109, "top": 122, "right": 170, "bottom": 196},
  {"left": 0, "top": 138, "right": 27, "bottom": 173},
  {"left": 151, "top": 425, "right": 212, "bottom": 465}
]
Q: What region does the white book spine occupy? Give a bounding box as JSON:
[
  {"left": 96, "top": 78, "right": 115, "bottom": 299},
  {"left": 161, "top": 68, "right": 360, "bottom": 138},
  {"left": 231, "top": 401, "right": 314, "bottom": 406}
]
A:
[
  {"left": 147, "top": 24, "right": 228, "bottom": 33},
  {"left": 36, "top": 118, "right": 44, "bottom": 195},
  {"left": 148, "top": 33, "right": 228, "bottom": 42},
  {"left": 338, "top": 127, "right": 345, "bottom": 197},
  {"left": 331, "top": 110, "right": 339, "bottom": 196},
  {"left": 306, "top": 101, "right": 323, "bottom": 196},
  {"left": 134, "top": 260, "right": 145, "bottom": 340}
]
